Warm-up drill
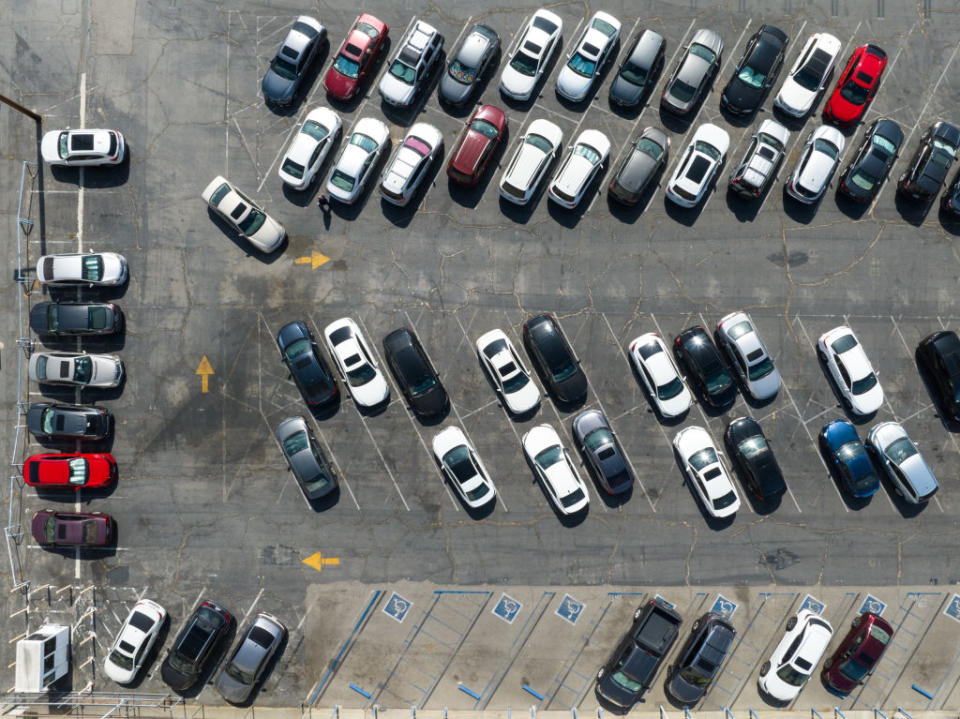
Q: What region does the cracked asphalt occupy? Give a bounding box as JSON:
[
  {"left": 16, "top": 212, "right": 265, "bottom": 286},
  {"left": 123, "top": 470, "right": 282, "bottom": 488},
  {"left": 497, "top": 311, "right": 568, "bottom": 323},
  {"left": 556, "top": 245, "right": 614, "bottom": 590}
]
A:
[{"left": 2, "top": 0, "right": 960, "bottom": 705}]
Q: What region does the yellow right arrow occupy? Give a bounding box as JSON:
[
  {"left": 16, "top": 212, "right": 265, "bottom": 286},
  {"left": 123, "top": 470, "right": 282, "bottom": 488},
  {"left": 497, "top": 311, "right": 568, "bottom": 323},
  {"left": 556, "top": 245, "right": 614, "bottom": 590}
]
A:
[
  {"left": 195, "top": 356, "right": 214, "bottom": 393},
  {"left": 293, "top": 251, "right": 330, "bottom": 270}
]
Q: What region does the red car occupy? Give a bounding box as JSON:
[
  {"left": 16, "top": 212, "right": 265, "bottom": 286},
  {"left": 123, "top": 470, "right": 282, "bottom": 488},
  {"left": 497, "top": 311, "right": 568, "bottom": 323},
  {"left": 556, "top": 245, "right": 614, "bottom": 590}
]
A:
[
  {"left": 324, "top": 13, "right": 389, "bottom": 101},
  {"left": 823, "top": 44, "right": 887, "bottom": 126},
  {"left": 23, "top": 452, "right": 117, "bottom": 490},
  {"left": 446, "top": 104, "right": 508, "bottom": 187},
  {"left": 821, "top": 611, "right": 894, "bottom": 694},
  {"left": 31, "top": 510, "right": 114, "bottom": 547}
]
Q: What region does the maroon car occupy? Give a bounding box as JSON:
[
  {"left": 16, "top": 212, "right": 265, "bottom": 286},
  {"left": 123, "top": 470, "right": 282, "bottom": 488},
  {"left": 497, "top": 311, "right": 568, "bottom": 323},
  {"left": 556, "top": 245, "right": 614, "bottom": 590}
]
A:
[
  {"left": 31, "top": 510, "right": 114, "bottom": 548},
  {"left": 446, "top": 104, "right": 507, "bottom": 187},
  {"left": 822, "top": 612, "right": 894, "bottom": 694}
]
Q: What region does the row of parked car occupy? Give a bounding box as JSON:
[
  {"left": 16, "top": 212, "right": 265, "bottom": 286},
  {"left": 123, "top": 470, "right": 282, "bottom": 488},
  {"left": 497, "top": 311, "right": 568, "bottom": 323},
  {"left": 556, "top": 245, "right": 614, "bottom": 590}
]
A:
[{"left": 595, "top": 597, "right": 894, "bottom": 711}]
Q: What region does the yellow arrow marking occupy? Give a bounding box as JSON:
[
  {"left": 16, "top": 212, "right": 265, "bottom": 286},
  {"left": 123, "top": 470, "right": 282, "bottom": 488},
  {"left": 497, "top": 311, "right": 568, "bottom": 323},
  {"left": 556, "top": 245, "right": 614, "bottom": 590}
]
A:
[
  {"left": 195, "top": 356, "right": 214, "bottom": 393},
  {"left": 302, "top": 551, "right": 340, "bottom": 573},
  {"left": 294, "top": 251, "right": 330, "bottom": 270}
]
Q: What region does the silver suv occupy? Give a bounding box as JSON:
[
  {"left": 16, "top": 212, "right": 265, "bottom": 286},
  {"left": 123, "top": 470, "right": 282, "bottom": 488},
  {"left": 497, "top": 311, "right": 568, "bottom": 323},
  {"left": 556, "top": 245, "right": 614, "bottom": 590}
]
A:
[
  {"left": 379, "top": 20, "right": 444, "bottom": 107},
  {"left": 728, "top": 119, "right": 790, "bottom": 199}
]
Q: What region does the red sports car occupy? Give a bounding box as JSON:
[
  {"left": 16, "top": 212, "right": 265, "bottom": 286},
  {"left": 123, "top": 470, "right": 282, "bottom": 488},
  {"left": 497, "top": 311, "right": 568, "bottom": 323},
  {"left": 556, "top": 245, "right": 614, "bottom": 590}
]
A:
[
  {"left": 446, "top": 104, "right": 508, "bottom": 187},
  {"left": 324, "top": 13, "right": 389, "bottom": 101},
  {"left": 821, "top": 611, "right": 894, "bottom": 694},
  {"left": 23, "top": 452, "right": 117, "bottom": 490},
  {"left": 823, "top": 44, "right": 887, "bottom": 126},
  {"left": 31, "top": 510, "right": 114, "bottom": 547}
]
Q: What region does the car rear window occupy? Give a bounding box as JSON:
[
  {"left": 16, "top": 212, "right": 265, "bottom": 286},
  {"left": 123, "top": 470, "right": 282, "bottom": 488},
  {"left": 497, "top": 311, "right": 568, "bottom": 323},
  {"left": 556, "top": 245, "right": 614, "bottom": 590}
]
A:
[
  {"left": 532, "top": 16, "right": 558, "bottom": 34},
  {"left": 249, "top": 626, "right": 276, "bottom": 649},
  {"left": 292, "top": 21, "right": 319, "bottom": 38}
]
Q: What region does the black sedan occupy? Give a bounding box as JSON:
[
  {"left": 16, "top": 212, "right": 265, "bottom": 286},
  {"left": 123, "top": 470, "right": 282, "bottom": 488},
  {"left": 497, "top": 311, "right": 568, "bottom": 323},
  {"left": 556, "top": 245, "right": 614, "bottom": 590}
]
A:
[
  {"left": 720, "top": 25, "right": 788, "bottom": 116},
  {"left": 30, "top": 302, "right": 123, "bottom": 336},
  {"left": 27, "top": 403, "right": 111, "bottom": 440},
  {"left": 673, "top": 326, "right": 736, "bottom": 409},
  {"left": 724, "top": 416, "right": 786, "bottom": 501},
  {"left": 608, "top": 126, "right": 669, "bottom": 205},
  {"left": 275, "top": 321, "right": 338, "bottom": 407},
  {"left": 898, "top": 120, "right": 960, "bottom": 201},
  {"left": 917, "top": 330, "right": 960, "bottom": 421},
  {"left": 382, "top": 328, "right": 448, "bottom": 418},
  {"left": 838, "top": 118, "right": 903, "bottom": 202},
  {"left": 666, "top": 612, "right": 736, "bottom": 706},
  {"left": 523, "top": 314, "right": 587, "bottom": 404},
  {"left": 571, "top": 409, "right": 634, "bottom": 494}
]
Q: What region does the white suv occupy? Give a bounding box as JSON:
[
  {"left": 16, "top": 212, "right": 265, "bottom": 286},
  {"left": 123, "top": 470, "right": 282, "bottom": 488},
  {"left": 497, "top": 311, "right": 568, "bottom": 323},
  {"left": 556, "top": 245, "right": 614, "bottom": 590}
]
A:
[
  {"left": 379, "top": 20, "right": 444, "bottom": 107},
  {"left": 786, "top": 125, "right": 845, "bottom": 203},
  {"left": 759, "top": 610, "right": 833, "bottom": 702},
  {"left": 499, "top": 119, "right": 563, "bottom": 205},
  {"left": 378, "top": 123, "right": 444, "bottom": 206}
]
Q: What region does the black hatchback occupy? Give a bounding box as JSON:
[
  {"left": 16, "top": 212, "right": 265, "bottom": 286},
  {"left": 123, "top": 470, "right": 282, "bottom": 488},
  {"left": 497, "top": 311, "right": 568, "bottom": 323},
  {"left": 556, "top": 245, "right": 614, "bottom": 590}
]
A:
[
  {"left": 838, "top": 118, "right": 903, "bottom": 202},
  {"left": 666, "top": 612, "right": 736, "bottom": 706},
  {"left": 30, "top": 301, "right": 123, "bottom": 336},
  {"left": 673, "top": 326, "right": 736, "bottom": 409},
  {"left": 523, "top": 314, "right": 587, "bottom": 404},
  {"left": 724, "top": 416, "right": 786, "bottom": 501},
  {"left": 161, "top": 600, "right": 235, "bottom": 691},
  {"left": 720, "top": 25, "right": 788, "bottom": 116},
  {"left": 897, "top": 121, "right": 960, "bottom": 200},
  {"left": 276, "top": 321, "right": 338, "bottom": 407},
  {"left": 917, "top": 330, "right": 960, "bottom": 421},
  {"left": 382, "top": 328, "right": 448, "bottom": 418}
]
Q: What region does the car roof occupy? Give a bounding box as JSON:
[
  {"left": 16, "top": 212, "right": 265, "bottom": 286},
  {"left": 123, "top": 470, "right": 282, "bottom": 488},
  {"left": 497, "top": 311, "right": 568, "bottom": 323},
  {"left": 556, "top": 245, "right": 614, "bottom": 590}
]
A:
[
  {"left": 457, "top": 28, "right": 493, "bottom": 66},
  {"left": 628, "top": 28, "right": 664, "bottom": 66}
]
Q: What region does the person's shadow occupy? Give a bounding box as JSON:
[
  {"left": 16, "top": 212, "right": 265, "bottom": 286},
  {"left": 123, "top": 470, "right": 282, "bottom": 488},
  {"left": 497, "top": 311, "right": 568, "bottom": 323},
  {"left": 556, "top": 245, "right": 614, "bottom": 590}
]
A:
[{"left": 318, "top": 195, "right": 332, "bottom": 229}]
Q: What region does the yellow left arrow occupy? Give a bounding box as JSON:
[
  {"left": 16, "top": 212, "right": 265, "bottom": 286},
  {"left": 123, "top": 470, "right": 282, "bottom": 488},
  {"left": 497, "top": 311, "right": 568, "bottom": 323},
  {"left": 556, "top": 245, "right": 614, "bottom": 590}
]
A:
[
  {"left": 303, "top": 551, "right": 340, "bottom": 573},
  {"left": 196, "top": 356, "right": 214, "bottom": 393}
]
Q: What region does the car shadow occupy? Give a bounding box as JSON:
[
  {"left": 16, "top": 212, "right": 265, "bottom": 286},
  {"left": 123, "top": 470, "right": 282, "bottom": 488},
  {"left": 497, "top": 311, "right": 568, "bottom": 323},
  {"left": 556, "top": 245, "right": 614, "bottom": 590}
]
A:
[
  {"left": 663, "top": 161, "right": 727, "bottom": 227},
  {"left": 325, "top": 37, "right": 393, "bottom": 114},
  {"left": 816, "top": 436, "right": 873, "bottom": 511},
  {"left": 381, "top": 148, "right": 446, "bottom": 228},
  {"left": 780, "top": 189, "right": 822, "bottom": 224},
  {"left": 914, "top": 348, "right": 960, "bottom": 432},
  {"left": 546, "top": 162, "right": 611, "bottom": 229},
  {"left": 670, "top": 447, "right": 736, "bottom": 530},
  {"left": 718, "top": 104, "right": 759, "bottom": 129},
  {"left": 205, "top": 210, "right": 288, "bottom": 264},
  {"left": 438, "top": 46, "right": 502, "bottom": 116},
  {"left": 894, "top": 191, "right": 933, "bottom": 226},
  {"left": 835, "top": 188, "right": 869, "bottom": 219},
  {"left": 379, "top": 50, "right": 447, "bottom": 128},
  {"left": 939, "top": 205, "right": 960, "bottom": 234},
  {"left": 355, "top": 394, "right": 391, "bottom": 418},
  {"left": 771, "top": 106, "right": 812, "bottom": 133},
  {"left": 726, "top": 184, "right": 773, "bottom": 223},
  {"left": 264, "top": 39, "right": 330, "bottom": 117},
  {"left": 447, "top": 126, "right": 510, "bottom": 209}
]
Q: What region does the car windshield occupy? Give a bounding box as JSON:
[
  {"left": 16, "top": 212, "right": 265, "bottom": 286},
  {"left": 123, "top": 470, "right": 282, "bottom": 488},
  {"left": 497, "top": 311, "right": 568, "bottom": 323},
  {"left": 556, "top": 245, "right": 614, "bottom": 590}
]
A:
[
  {"left": 670, "top": 79, "right": 697, "bottom": 103},
  {"left": 737, "top": 65, "right": 766, "bottom": 88},
  {"left": 759, "top": 132, "right": 785, "bottom": 151},
  {"left": 333, "top": 54, "right": 360, "bottom": 78},
  {"left": 410, "top": 371, "right": 437, "bottom": 395},
  {"left": 466, "top": 482, "right": 491, "bottom": 501},
  {"left": 838, "top": 440, "right": 867, "bottom": 464},
  {"left": 356, "top": 21, "right": 379, "bottom": 38},
  {"left": 690, "top": 43, "right": 716, "bottom": 63},
  {"left": 840, "top": 79, "right": 870, "bottom": 105},
  {"left": 620, "top": 61, "right": 648, "bottom": 86},
  {"left": 270, "top": 55, "right": 298, "bottom": 80},
  {"left": 227, "top": 663, "right": 255, "bottom": 686},
  {"left": 738, "top": 435, "right": 768, "bottom": 459},
  {"left": 748, "top": 356, "right": 775, "bottom": 381},
  {"left": 695, "top": 141, "right": 721, "bottom": 161},
  {"left": 58, "top": 132, "right": 70, "bottom": 158},
  {"left": 814, "top": 138, "right": 839, "bottom": 160},
  {"left": 560, "top": 488, "right": 586, "bottom": 508},
  {"left": 525, "top": 134, "right": 554, "bottom": 154},
  {"left": 583, "top": 428, "right": 614, "bottom": 452},
  {"left": 108, "top": 649, "right": 134, "bottom": 671},
  {"left": 851, "top": 372, "right": 878, "bottom": 395},
  {"left": 470, "top": 118, "right": 500, "bottom": 139},
  {"left": 449, "top": 59, "right": 477, "bottom": 84},
  {"left": 41, "top": 408, "right": 56, "bottom": 435},
  {"left": 351, "top": 133, "right": 378, "bottom": 153},
  {"left": 932, "top": 137, "right": 958, "bottom": 158},
  {"left": 329, "top": 170, "right": 355, "bottom": 191},
  {"left": 839, "top": 656, "right": 872, "bottom": 682},
  {"left": 282, "top": 430, "right": 309, "bottom": 458},
  {"left": 850, "top": 171, "right": 875, "bottom": 190},
  {"left": 301, "top": 120, "right": 330, "bottom": 142},
  {"left": 534, "top": 445, "right": 563, "bottom": 470},
  {"left": 713, "top": 491, "right": 738, "bottom": 510},
  {"left": 612, "top": 671, "right": 643, "bottom": 692},
  {"left": 74, "top": 356, "right": 93, "bottom": 384},
  {"left": 680, "top": 666, "right": 710, "bottom": 686},
  {"left": 68, "top": 457, "right": 88, "bottom": 485},
  {"left": 237, "top": 207, "right": 267, "bottom": 235},
  {"left": 389, "top": 60, "right": 416, "bottom": 84},
  {"left": 776, "top": 664, "right": 809, "bottom": 687},
  {"left": 82, "top": 255, "right": 103, "bottom": 281},
  {"left": 509, "top": 50, "right": 539, "bottom": 76},
  {"left": 444, "top": 446, "right": 477, "bottom": 483},
  {"left": 346, "top": 362, "right": 377, "bottom": 386},
  {"left": 658, "top": 377, "right": 685, "bottom": 400},
  {"left": 884, "top": 437, "right": 917, "bottom": 464},
  {"left": 637, "top": 137, "right": 664, "bottom": 160},
  {"left": 567, "top": 52, "right": 597, "bottom": 78},
  {"left": 872, "top": 134, "right": 896, "bottom": 155},
  {"left": 42, "top": 517, "right": 56, "bottom": 543},
  {"left": 575, "top": 144, "right": 602, "bottom": 165},
  {"left": 281, "top": 158, "right": 305, "bottom": 179},
  {"left": 689, "top": 447, "right": 718, "bottom": 471},
  {"left": 503, "top": 370, "right": 530, "bottom": 393}
]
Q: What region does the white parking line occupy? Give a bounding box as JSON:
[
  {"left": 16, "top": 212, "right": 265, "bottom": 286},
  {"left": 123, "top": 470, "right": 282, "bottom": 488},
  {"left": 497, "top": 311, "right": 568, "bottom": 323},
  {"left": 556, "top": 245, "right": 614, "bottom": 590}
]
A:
[
  {"left": 448, "top": 15, "right": 475, "bottom": 57},
  {"left": 306, "top": 413, "right": 361, "bottom": 511},
  {"left": 242, "top": 588, "right": 264, "bottom": 623}
]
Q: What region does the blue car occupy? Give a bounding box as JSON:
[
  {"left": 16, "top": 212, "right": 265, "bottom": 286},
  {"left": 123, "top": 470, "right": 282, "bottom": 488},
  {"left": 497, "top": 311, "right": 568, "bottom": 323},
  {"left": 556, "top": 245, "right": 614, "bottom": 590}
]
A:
[{"left": 819, "top": 419, "right": 879, "bottom": 498}]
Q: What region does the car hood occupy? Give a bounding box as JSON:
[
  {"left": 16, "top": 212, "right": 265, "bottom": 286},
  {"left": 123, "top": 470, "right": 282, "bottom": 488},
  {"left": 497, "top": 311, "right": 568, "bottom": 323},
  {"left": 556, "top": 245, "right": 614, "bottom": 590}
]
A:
[
  {"left": 759, "top": 668, "right": 802, "bottom": 702},
  {"left": 352, "top": 371, "right": 390, "bottom": 407},
  {"left": 440, "top": 72, "right": 472, "bottom": 104},
  {"left": 325, "top": 67, "right": 359, "bottom": 99},
  {"left": 380, "top": 73, "right": 416, "bottom": 105},
  {"left": 262, "top": 69, "right": 295, "bottom": 101},
  {"left": 215, "top": 669, "right": 251, "bottom": 703},
  {"left": 723, "top": 75, "right": 762, "bottom": 110},
  {"left": 777, "top": 79, "right": 816, "bottom": 113},
  {"left": 452, "top": 129, "right": 490, "bottom": 174},
  {"left": 557, "top": 66, "right": 593, "bottom": 99},
  {"left": 554, "top": 154, "right": 596, "bottom": 197},
  {"left": 500, "top": 65, "right": 536, "bottom": 97},
  {"left": 668, "top": 672, "right": 705, "bottom": 704}
]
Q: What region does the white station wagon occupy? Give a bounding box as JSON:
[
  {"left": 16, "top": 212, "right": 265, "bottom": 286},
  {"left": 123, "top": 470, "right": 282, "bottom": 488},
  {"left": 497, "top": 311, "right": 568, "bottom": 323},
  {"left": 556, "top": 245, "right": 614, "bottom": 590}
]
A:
[
  {"left": 379, "top": 122, "right": 444, "bottom": 207},
  {"left": 499, "top": 118, "right": 563, "bottom": 205}
]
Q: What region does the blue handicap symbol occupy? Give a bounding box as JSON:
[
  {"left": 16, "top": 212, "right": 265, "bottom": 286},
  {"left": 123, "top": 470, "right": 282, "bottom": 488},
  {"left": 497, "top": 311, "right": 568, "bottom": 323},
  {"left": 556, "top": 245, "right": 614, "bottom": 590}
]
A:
[
  {"left": 493, "top": 593, "right": 522, "bottom": 624},
  {"left": 711, "top": 594, "right": 738, "bottom": 619},
  {"left": 383, "top": 592, "right": 412, "bottom": 623},
  {"left": 859, "top": 594, "right": 886, "bottom": 617},
  {"left": 654, "top": 594, "right": 675, "bottom": 609},
  {"left": 800, "top": 594, "right": 826, "bottom": 615},
  {"left": 944, "top": 594, "right": 960, "bottom": 623},
  {"left": 556, "top": 594, "right": 584, "bottom": 625}
]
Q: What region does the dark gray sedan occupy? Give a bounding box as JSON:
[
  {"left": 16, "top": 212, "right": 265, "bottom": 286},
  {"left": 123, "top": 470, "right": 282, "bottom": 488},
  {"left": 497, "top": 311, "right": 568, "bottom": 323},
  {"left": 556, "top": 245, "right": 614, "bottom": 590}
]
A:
[
  {"left": 215, "top": 612, "right": 286, "bottom": 704},
  {"left": 262, "top": 16, "right": 325, "bottom": 105},
  {"left": 610, "top": 28, "right": 664, "bottom": 107},
  {"left": 661, "top": 28, "right": 723, "bottom": 115},
  {"left": 27, "top": 403, "right": 112, "bottom": 440},
  {"left": 439, "top": 24, "right": 499, "bottom": 105},
  {"left": 609, "top": 126, "right": 669, "bottom": 204},
  {"left": 572, "top": 409, "right": 634, "bottom": 494},
  {"left": 30, "top": 302, "right": 123, "bottom": 336},
  {"left": 275, "top": 416, "right": 337, "bottom": 502}
]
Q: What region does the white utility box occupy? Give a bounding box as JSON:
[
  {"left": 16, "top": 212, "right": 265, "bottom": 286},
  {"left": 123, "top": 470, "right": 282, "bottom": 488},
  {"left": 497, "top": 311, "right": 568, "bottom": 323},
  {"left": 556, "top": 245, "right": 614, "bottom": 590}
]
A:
[{"left": 15, "top": 624, "right": 70, "bottom": 692}]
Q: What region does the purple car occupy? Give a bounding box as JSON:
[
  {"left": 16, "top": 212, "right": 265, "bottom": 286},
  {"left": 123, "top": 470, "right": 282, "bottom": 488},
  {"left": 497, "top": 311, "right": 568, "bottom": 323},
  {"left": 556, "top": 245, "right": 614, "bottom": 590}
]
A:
[{"left": 31, "top": 510, "right": 114, "bottom": 547}]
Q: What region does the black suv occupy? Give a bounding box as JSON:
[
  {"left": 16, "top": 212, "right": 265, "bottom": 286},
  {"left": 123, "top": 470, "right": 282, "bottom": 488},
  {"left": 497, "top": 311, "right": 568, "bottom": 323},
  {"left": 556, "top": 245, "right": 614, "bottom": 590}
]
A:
[
  {"left": 161, "top": 600, "right": 235, "bottom": 691},
  {"left": 523, "top": 314, "right": 587, "bottom": 404},
  {"left": 666, "top": 612, "right": 736, "bottom": 706},
  {"left": 720, "top": 25, "right": 788, "bottom": 116},
  {"left": 724, "top": 417, "right": 786, "bottom": 501},
  {"left": 382, "top": 327, "right": 448, "bottom": 418},
  {"left": 276, "top": 321, "right": 338, "bottom": 407},
  {"left": 917, "top": 330, "right": 960, "bottom": 420},
  {"left": 673, "top": 326, "right": 736, "bottom": 409},
  {"left": 897, "top": 121, "right": 960, "bottom": 201}
]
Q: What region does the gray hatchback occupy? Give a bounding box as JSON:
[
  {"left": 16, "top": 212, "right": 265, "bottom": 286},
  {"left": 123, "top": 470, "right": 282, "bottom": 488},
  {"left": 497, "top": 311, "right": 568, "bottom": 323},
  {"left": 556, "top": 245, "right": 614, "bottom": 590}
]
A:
[
  {"left": 610, "top": 28, "right": 665, "bottom": 107},
  {"left": 609, "top": 126, "right": 669, "bottom": 204},
  {"left": 572, "top": 409, "right": 634, "bottom": 494},
  {"left": 215, "top": 612, "right": 287, "bottom": 704},
  {"left": 439, "top": 23, "right": 499, "bottom": 105},
  {"left": 275, "top": 417, "right": 337, "bottom": 502}
]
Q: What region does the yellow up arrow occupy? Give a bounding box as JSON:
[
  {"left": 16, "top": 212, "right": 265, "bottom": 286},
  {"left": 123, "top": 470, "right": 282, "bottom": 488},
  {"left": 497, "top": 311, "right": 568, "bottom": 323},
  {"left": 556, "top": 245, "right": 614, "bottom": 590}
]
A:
[
  {"left": 293, "top": 251, "right": 330, "bottom": 270},
  {"left": 195, "top": 356, "right": 214, "bottom": 393},
  {"left": 302, "top": 551, "right": 340, "bottom": 573}
]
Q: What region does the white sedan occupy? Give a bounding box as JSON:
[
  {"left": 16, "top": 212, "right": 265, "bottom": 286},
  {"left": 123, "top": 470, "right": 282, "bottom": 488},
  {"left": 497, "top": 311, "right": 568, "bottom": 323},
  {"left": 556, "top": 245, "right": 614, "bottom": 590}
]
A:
[
  {"left": 786, "top": 124, "right": 845, "bottom": 203},
  {"left": 29, "top": 352, "right": 124, "bottom": 389},
  {"left": 673, "top": 426, "right": 740, "bottom": 518},
  {"left": 41, "top": 128, "right": 125, "bottom": 166},
  {"left": 555, "top": 11, "right": 621, "bottom": 102},
  {"left": 326, "top": 117, "right": 391, "bottom": 204},
  {"left": 817, "top": 325, "right": 884, "bottom": 415},
  {"left": 548, "top": 129, "right": 611, "bottom": 209},
  {"left": 104, "top": 599, "right": 167, "bottom": 684},
  {"left": 476, "top": 329, "right": 541, "bottom": 414},
  {"left": 432, "top": 426, "right": 497, "bottom": 509},
  {"left": 323, "top": 317, "right": 389, "bottom": 408},
  {"left": 499, "top": 9, "right": 563, "bottom": 101},
  {"left": 716, "top": 311, "right": 781, "bottom": 401},
  {"left": 759, "top": 610, "right": 833, "bottom": 702},
  {"left": 665, "top": 123, "right": 730, "bottom": 207},
  {"left": 201, "top": 176, "right": 286, "bottom": 253},
  {"left": 499, "top": 118, "right": 563, "bottom": 205},
  {"left": 379, "top": 122, "right": 444, "bottom": 207},
  {"left": 278, "top": 107, "right": 342, "bottom": 189},
  {"left": 522, "top": 424, "right": 589, "bottom": 515},
  {"left": 774, "top": 33, "right": 842, "bottom": 117},
  {"left": 628, "top": 333, "right": 692, "bottom": 418},
  {"left": 36, "top": 252, "right": 128, "bottom": 286}
]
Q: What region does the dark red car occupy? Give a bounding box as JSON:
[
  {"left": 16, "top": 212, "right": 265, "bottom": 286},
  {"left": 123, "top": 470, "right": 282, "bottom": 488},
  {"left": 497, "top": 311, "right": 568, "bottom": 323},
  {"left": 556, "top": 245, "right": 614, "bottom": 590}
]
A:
[
  {"left": 823, "top": 44, "right": 887, "bottom": 126},
  {"left": 23, "top": 452, "right": 117, "bottom": 490},
  {"left": 822, "top": 611, "right": 894, "bottom": 694},
  {"left": 446, "top": 104, "right": 508, "bottom": 187},
  {"left": 324, "top": 13, "right": 389, "bottom": 101},
  {"left": 31, "top": 510, "right": 114, "bottom": 547}
]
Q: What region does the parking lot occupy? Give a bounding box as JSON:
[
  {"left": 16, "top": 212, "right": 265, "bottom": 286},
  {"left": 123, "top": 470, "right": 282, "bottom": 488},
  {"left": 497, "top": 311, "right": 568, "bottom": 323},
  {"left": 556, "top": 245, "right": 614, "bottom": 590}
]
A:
[{"left": 3, "top": 0, "right": 960, "bottom": 709}]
